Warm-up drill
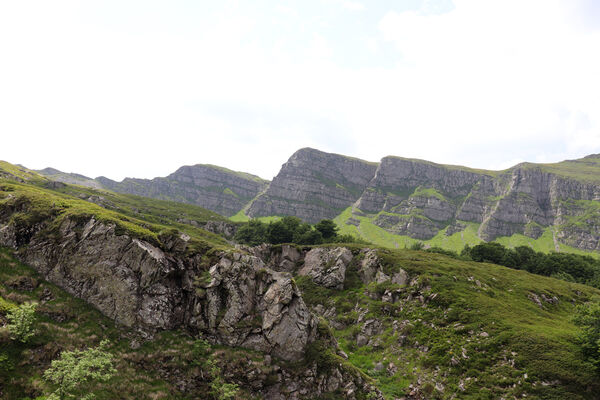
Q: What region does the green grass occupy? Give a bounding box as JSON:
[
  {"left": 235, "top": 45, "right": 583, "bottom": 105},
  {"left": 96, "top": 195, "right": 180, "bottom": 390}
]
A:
[
  {"left": 412, "top": 186, "right": 447, "bottom": 201},
  {"left": 0, "top": 161, "right": 46, "bottom": 183},
  {"left": 229, "top": 210, "right": 282, "bottom": 224},
  {"left": 0, "top": 176, "right": 230, "bottom": 252},
  {"left": 229, "top": 209, "right": 250, "bottom": 222},
  {"left": 296, "top": 247, "right": 600, "bottom": 399},
  {"left": 335, "top": 206, "right": 600, "bottom": 258}
]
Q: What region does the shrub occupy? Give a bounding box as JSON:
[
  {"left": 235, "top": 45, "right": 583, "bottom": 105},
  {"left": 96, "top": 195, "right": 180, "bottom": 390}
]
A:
[
  {"left": 43, "top": 340, "right": 116, "bottom": 399},
  {"left": 7, "top": 301, "right": 37, "bottom": 343}
]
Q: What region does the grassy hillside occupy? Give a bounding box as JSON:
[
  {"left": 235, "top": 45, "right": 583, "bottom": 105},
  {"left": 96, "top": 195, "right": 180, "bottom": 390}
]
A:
[
  {"left": 297, "top": 246, "right": 600, "bottom": 399},
  {"left": 334, "top": 206, "right": 600, "bottom": 257},
  {"left": 1, "top": 162, "right": 232, "bottom": 252},
  {"left": 2, "top": 159, "right": 600, "bottom": 399}
]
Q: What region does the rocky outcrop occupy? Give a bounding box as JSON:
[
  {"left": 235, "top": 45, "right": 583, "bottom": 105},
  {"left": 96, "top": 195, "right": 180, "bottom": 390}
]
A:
[
  {"left": 298, "top": 247, "right": 353, "bottom": 290},
  {"left": 373, "top": 213, "right": 439, "bottom": 240},
  {"left": 247, "top": 148, "right": 378, "bottom": 223},
  {"left": 356, "top": 156, "right": 485, "bottom": 214},
  {"left": 199, "top": 254, "right": 315, "bottom": 361},
  {"left": 0, "top": 211, "right": 315, "bottom": 362},
  {"left": 0, "top": 198, "right": 386, "bottom": 398},
  {"left": 38, "top": 164, "right": 269, "bottom": 217},
  {"left": 247, "top": 244, "right": 305, "bottom": 273}
]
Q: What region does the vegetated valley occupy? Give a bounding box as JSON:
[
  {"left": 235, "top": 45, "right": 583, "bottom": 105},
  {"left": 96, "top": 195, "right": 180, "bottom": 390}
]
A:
[{"left": 1, "top": 153, "right": 600, "bottom": 400}]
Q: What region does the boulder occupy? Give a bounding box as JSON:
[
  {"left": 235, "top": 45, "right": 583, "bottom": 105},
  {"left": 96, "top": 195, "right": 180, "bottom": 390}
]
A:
[{"left": 298, "top": 247, "right": 353, "bottom": 290}]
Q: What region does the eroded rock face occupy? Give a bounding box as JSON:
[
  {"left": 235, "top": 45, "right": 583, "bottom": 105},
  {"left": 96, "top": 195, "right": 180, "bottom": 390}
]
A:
[
  {"left": 199, "top": 254, "right": 316, "bottom": 361},
  {"left": 247, "top": 148, "right": 378, "bottom": 223},
  {"left": 352, "top": 155, "right": 600, "bottom": 250},
  {"left": 0, "top": 200, "right": 387, "bottom": 398},
  {"left": 40, "top": 165, "right": 269, "bottom": 217},
  {"left": 0, "top": 214, "right": 316, "bottom": 362},
  {"left": 298, "top": 247, "right": 353, "bottom": 290}
]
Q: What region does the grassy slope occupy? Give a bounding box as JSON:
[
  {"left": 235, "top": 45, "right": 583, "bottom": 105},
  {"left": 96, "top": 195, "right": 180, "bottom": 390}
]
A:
[
  {"left": 334, "top": 206, "right": 600, "bottom": 257},
  {"left": 297, "top": 246, "right": 600, "bottom": 400},
  {"left": 0, "top": 162, "right": 231, "bottom": 252}
]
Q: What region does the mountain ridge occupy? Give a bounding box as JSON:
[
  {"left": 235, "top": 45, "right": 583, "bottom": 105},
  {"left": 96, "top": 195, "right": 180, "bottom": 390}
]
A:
[{"left": 34, "top": 148, "right": 600, "bottom": 253}]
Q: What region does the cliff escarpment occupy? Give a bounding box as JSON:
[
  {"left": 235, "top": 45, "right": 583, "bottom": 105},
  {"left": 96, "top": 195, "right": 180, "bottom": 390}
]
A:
[
  {"left": 34, "top": 151, "right": 600, "bottom": 252},
  {"left": 246, "top": 148, "right": 379, "bottom": 223},
  {"left": 245, "top": 150, "right": 600, "bottom": 251},
  {"left": 38, "top": 164, "right": 269, "bottom": 217}
]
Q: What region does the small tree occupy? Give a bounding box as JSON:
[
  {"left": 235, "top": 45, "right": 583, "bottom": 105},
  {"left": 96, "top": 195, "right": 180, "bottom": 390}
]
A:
[
  {"left": 7, "top": 301, "right": 37, "bottom": 343},
  {"left": 315, "top": 219, "right": 338, "bottom": 240},
  {"left": 234, "top": 219, "right": 268, "bottom": 246},
  {"left": 44, "top": 340, "right": 116, "bottom": 399}
]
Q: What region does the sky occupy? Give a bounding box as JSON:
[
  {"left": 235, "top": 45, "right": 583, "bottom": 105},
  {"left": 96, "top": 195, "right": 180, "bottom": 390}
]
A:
[{"left": 1, "top": 0, "right": 599, "bottom": 181}]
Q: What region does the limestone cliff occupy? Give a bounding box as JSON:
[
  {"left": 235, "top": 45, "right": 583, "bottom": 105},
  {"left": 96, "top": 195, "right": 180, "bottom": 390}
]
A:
[
  {"left": 245, "top": 150, "right": 600, "bottom": 251},
  {"left": 353, "top": 155, "right": 600, "bottom": 250},
  {"left": 247, "top": 148, "right": 379, "bottom": 223},
  {"left": 38, "top": 165, "right": 269, "bottom": 217}
]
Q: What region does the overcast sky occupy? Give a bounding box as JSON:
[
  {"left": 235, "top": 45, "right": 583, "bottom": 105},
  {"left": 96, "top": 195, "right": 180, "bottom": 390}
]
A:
[{"left": 1, "top": 0, "right": 599, "bottom": 181}]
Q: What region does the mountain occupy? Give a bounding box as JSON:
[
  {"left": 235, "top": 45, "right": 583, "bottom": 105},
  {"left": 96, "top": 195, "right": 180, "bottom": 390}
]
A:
[
  {"left": 1, "top": 163, "right": 599, "bottom": 399},
  {"left": 36, "top": 167, "right": 104, "bottom": 189},
  {"left": 34, "top": 150, "right": 600, "bottom": 254},
  {"left": 37, "top": 164, "right": 269, "bottom": 217},
  {"left": 246, "top": 148, "right": 378, "bottom": 222},
  {"left": 245, "top": 149, "right": 600, "bottom": 254}
]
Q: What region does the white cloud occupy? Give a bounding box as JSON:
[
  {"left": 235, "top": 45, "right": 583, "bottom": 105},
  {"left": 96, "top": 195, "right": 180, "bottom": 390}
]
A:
[
  {"left": 0, "top": 1, "right": 598, "bottom": 181},
  {"left": 342, "top": 2, "right": 365, "bottom": 11}
]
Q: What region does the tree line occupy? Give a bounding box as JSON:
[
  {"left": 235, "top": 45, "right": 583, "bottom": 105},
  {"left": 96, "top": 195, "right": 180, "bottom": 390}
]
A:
[
  {"left": 234, "top": 216, "right": 363, "bottom": 246},
  {"left": 419, "top": 241, "right": 600, "bottom": 289}
]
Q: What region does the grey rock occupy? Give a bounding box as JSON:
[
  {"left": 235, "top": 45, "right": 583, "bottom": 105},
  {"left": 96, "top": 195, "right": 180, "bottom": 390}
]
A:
[
  {"left": 391, "top": 269, "right": 409, "bottom": 286},
  {"left": 39, "top": 165, "right": 268, "bottom": 217},
  {"left": 375, "top": 270, "right": 390, "bottom": 284},
  {"left": 298, "top": 247, "right": 353, "bottom": 290},
  {"left": 247, "top": 148, "right": 378, "bottom": 223},
  {"left": 0, "top": 214, "right": 316, "bottom": 362},
  {"left": 359, "top": 249, "right": 380, "bottom": 283}
]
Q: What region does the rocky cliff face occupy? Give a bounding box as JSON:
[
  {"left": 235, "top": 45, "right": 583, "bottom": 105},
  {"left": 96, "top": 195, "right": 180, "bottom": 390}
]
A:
[
  {"left": 35, "top": 151, "right": 600, "bottom": 252},
  {"left": 38, "top": 165, "right": 269, "bottom": 217},
  {"left": 246, "top": 150, "right": 600, "bottom": 251},
  {"left": 353, "top": 157, "right": 600, "bottom": 249},
  {"left": 247, "top": 148, "right": 379, "bottom": 223},
  {"left": 0, "top": 200, "right": 383, "bottom": 399}
]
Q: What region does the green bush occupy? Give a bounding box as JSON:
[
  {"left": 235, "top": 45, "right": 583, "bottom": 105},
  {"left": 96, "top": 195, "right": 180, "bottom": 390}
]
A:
[
  {"left": 43, "top": 340, "right": 116, "bottom": 399},
  {"left": 7, "top": 301, "right": 37, "bottom": 343}
]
